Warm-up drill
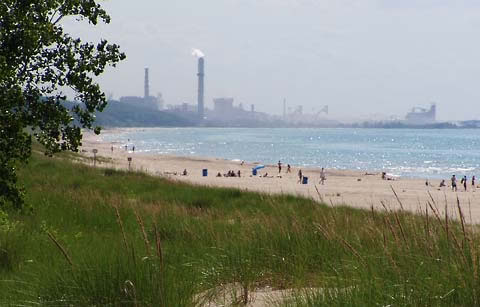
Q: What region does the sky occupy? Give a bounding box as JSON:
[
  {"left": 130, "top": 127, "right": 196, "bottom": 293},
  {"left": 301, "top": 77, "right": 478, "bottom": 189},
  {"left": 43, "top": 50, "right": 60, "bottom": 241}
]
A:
[{"left": 64, "top": 0, "right": 480, "bottom": 121}]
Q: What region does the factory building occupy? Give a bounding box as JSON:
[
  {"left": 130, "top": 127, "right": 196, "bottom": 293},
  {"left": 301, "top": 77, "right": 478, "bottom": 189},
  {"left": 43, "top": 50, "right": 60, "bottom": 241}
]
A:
[
  {"left": 213, "top": 98, "right": 234, "bottom": 114},
  {"left": 283, "top": 104, "right": 329, "bottom": 125},
  {"left": 119, "top": 67, "right": 163, "bottom": 110},
  {"left": 405, "top": 103, "right": 436, "bottom": 125}
]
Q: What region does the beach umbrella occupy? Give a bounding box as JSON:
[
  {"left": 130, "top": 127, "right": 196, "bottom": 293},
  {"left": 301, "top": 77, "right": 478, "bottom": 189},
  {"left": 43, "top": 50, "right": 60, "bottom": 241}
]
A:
[{"left": 253, "top": 165, "right": 265, "bottom": 170}]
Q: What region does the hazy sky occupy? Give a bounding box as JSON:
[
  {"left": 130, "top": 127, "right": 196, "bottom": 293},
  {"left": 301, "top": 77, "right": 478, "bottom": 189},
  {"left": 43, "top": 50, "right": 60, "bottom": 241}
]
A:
[{"left": 65, "top": 0, "right": 480, "bottom": 121}]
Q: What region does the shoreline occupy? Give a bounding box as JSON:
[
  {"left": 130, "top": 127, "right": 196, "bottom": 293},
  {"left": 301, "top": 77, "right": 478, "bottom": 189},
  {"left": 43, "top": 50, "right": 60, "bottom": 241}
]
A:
[{"left": 80, "top": 130, "right": 480, "bottom": 223}]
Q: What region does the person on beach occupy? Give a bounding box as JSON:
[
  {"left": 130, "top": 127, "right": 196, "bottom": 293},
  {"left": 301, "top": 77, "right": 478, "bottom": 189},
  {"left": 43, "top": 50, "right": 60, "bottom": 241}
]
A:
[
  {"left": 278, "top": 160, "right": 282, "bottom": 173},
  {"left": 182, "top": 169, "right": 188, "bottom": 176},
  {"left": 473, "top": 176, "right": 476, "bottom": 187},
  {"left": 298, "top": 169, "right": 303, "bottom": 183},
  {"left": 451, "top": 175, "right": 457, "bottom": 191},
  {"left": 132, "top": 146, "right": 135, "bottom": 152},
  {"left": 439, "top": 179, "right": 446, "bottom": 187},
  {"left": 287, "top": 164, "right": 291, "bottom": 173},
  {"left": 124, "top": 144, "right": 128, "bottom": 151},
  {"left": 237, "top": 170, "right": 241, "bottom": 177},
  {"left": 462, "top": 175, "right": 467, "bottom": 191},
  {"left": 319, "top": 168, "right": 326, "bottom": 185},
  {"left": 241, "top": 160, "right": 245, "bottom": 166},
  {"left": 111, "top": 146, "right": 114, "bottom": 152}
]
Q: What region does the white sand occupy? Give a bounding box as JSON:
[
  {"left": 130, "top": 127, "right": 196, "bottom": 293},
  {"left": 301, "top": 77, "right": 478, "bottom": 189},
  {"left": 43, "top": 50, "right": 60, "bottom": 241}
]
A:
[{"left": 80, "top": 129, "right": 480, "bottom": 223}]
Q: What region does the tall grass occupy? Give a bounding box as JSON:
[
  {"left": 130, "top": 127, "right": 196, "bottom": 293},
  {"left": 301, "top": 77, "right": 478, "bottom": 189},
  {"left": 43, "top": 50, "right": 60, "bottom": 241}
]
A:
[{"left": 0, "top": 152, "right": 479, "bottom": 306}]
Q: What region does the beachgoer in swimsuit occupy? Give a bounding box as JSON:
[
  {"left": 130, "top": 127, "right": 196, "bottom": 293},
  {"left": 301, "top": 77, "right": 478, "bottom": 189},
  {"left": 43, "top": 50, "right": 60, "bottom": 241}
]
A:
[
  {"left": 287, "top": 164, "right": 291, "bottom": 173},
  {"left": 278, "top": 160, "right": 282, "bottom": 173},
  {"left": 298, "top": 169, "right": 303, "bottom": 183},
  {"left": 451, "top": 175, "right": 457, "bottom": 191}
]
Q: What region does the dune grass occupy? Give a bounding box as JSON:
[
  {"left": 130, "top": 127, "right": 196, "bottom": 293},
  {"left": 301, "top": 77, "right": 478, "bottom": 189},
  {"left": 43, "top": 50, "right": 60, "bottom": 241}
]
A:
[{"left": 0, "top": 152, "right": 480, "bottom": 306}]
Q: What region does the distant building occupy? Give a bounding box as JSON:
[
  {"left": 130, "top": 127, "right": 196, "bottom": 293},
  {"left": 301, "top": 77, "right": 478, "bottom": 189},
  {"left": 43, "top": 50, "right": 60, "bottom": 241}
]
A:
[
  {"left": 213, "top": 98, "right": 234, "bottom": 115},
  {"left": 119, "top": 96, "right": 145, "bottom": 105},
  {"left": 119, "top": 95, "right": 162, "bottom": 110},
  {"left": 156, "top": 93, "right": 165, "bottom": 110},
  {"left": 284, "top": 105, "right": 329, "bottom": 125},
  {"left": 118, "top": 67, "right": 163, "bottom": 111},
  {"left": 405, "top": 103, "right": 436, "bottom": 125}
]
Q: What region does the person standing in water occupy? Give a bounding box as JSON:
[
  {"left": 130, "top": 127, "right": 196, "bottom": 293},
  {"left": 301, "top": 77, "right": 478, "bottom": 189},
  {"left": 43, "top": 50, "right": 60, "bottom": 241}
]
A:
[{"left": 472, "top": 176, "right": 476, "bottom": 187}]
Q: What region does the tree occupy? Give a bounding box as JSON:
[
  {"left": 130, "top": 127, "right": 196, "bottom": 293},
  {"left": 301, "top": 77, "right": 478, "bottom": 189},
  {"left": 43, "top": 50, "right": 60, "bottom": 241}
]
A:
[{"left": 0, "top": 0, "right": 126, "bottom": 209}]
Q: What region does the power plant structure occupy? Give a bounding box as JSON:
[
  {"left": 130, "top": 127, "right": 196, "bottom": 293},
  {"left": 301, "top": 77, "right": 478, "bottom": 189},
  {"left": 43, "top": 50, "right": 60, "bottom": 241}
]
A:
[
  {"left": 197, "top": 57, "right": 205, "bottom": 120},
  {"left": 144, "top": 68, "right": 150, "bottom": 98},
  {"left": 119, "top": 67, "right": 163, "bottom": 110},
  {"left": 405, "top": 103, "right": 436, "bottom": 125}
]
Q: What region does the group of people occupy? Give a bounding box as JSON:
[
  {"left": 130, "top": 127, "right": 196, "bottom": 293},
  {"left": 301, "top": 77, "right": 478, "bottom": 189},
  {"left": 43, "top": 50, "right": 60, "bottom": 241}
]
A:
[
  {"left": 448, "top": 175, "right": 476, "bottom": 191},
  {"left": 176, "top": 159, "right": 329, "bottom": 185},
  {"left": 217, "top": 170, "right": 241, "bottom": 178},
  {"left": 277, "top": 161, "right": 292, "bottom": 174}
]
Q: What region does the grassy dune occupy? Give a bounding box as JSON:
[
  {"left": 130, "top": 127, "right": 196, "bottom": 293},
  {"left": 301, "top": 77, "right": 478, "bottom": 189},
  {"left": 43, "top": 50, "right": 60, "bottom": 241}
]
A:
[{"left": 1, "top": 152, "right": 480, "bottom": 306}]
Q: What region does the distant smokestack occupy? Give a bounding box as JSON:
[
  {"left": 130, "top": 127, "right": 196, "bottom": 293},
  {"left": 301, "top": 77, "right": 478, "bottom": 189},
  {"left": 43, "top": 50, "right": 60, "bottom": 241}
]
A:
[
  {"left": 197, "top": 57, "right": 205, "bottom": 119},
  {"left": 144, "top": 67, "right": 149, "bottom": 99}
]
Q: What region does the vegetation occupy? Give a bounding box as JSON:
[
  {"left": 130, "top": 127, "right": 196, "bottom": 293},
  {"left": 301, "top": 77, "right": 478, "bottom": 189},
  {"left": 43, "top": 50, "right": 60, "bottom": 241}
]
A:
[
  {"left": 91, "top": 100, "right": 194, "bottom": 127},
  {"left": 1, "top": 152, "right": 480, "bottom": 306},
  {"left": 0, "top": 0, "right": 125, "bottom": 209}
]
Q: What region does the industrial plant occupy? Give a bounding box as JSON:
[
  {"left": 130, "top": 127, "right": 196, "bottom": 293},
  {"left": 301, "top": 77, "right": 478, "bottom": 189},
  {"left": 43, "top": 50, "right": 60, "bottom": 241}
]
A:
[
  {"left": 119, "top": 67, "right": 164, "bottom": 111},
  {"left": 110, "top": 48, "right": 341, "bottom": 127},
  {"left": 404, "top": 103, "right": 436, "bottom": 125},
  {"left": 111, "top": 60, "right": 446, "bottom": 129}
]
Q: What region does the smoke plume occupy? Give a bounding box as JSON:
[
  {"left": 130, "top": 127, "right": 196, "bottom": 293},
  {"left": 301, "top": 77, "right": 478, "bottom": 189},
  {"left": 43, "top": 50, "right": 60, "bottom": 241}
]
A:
[{"left": 192, "top": 48, "right": 205, "bottom": 58}]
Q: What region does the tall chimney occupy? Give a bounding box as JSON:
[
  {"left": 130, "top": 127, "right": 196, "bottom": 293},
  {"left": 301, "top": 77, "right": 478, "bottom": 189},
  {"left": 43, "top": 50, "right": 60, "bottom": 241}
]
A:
[
  {"left": 144, "top": 67, "right": 150, "bottom": 99},
  {"left": 197, "top": 58, "right": 205, "bottom": 119}
]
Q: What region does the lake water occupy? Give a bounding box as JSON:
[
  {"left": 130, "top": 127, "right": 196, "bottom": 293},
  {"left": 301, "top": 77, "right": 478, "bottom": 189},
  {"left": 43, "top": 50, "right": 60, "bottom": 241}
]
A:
[{"left": 101, "top": 128, "right": 480, "bottom": 179}]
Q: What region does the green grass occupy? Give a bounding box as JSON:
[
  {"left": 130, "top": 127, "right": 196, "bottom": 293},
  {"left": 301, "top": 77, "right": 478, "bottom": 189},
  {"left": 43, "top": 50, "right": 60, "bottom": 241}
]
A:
[{"left": 0, "top": 152, "right": 480, "bottom": 306}]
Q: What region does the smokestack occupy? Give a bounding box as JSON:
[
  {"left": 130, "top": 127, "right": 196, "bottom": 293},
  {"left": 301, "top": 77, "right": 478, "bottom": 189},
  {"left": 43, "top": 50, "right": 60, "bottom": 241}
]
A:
[
  {"left": 197, "top": 57, "right": 205, "bottom": 119},
  {"left": 144, "top": 67, "right": 150, "bottom": 99}
]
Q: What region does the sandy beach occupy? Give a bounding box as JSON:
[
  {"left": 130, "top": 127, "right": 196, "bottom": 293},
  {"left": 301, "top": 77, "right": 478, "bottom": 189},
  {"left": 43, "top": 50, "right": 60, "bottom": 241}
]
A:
[{"left": 80, "top": 129, "right": 480, "bottom": 223}]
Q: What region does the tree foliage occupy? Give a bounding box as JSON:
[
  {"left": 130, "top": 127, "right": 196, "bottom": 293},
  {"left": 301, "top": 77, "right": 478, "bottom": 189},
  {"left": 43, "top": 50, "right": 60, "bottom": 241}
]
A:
[{"left": 0, "top": 0, "right": 125, "bottom": 209}]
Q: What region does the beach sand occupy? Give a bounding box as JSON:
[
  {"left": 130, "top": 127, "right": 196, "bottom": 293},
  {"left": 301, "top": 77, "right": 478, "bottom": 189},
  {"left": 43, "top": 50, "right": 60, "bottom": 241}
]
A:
[{"left": 80, "top": 129, "right": 480, "bottom": 223}]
